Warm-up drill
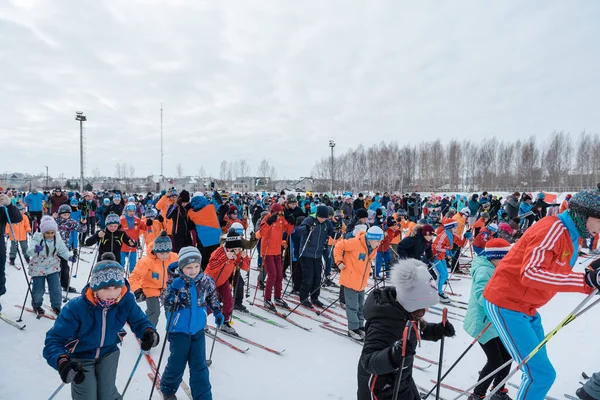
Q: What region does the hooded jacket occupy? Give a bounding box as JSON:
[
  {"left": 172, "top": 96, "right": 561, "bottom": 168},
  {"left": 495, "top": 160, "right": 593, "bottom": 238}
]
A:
[
  {"left": 396, "top": 230, "right": 433, "bottom": 263},
  {"left": 27, "top": 232, "right": 72, "bottom": 276},
  {"left": 205, "top": 245, "right": 250, "bottom": 287},
  {"left": 463, "top": 256, "right": 499, "bottom": 344},
  {"left": 85, "top": 229, "right": 136, "bottom": 262},
  {"left": 295, "top": 216, "right": 335, "bottom": 259},
  {"left": 334, "top": 231, "right": 377, "bottom": 291},
  {"left": 129, "top": 243, "right": 179, "bottom": 298}
]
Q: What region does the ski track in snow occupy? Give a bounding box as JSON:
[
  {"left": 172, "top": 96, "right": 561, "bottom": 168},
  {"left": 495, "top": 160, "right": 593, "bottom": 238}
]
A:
[{"left": 0, "top": 244, "right": 595, "bottom": 399}]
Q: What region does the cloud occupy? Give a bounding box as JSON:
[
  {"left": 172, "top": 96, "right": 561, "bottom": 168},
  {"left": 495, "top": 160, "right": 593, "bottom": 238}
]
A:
[{"left": 1, "top": 0, "right": 599, "bottom": 180}]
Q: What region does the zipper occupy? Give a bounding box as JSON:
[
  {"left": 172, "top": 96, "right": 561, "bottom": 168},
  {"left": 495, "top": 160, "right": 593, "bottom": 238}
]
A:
[
  {"left": 316, "top": 223, "right": 322, "bottom": 258},
  {"left": 96, "top": 307, "right": 108, "bottom": 359},
  {"left": 161, "top": 260, "right": 166, "bottom": 289}
]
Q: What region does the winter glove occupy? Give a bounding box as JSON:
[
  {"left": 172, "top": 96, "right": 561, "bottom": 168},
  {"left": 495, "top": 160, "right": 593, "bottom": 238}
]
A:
[
  {"left": 266, "top": 214, "right": 278, "bottom": 225},
  {"left": 68, "top": 255, "right": 77, "bottom": 263},
  {"left": 140, "top": 329, "right": 160, "bottom": 351},
  {"left": 389, "top": 338, "right": 416, "bottom": 368},
  {"left": 214, "top": 311, "right": 224, "bottom": 327},
  {"left": 464, "top": 231, "right": 473, "bottom": 240},
  {"left": 35, "top": 244, "right": 44, "bottom": 254},
  {"left": 431, "top": 321, "right": 456, "bottom": 340},
  {"left": 285, "top": 214, "right": 295, "bottom": 225},
  {"left": 146, "top": 219, "right": 153, "bottom": 227},
  {"left": 134, "top": 289, "right": 146, "bottom": 302},
  {"left": 57, "top": 356, "right": 86, "bottom": 384},
  {"left": 171, "top": 277, "right": 186, "bottom": 291},
  {"left": 156, "top": 214, "right": 164, "bottom": 223}
]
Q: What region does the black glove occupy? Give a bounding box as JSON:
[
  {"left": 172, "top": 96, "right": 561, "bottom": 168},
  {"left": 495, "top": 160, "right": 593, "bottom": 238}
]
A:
[
  {"left": 134, "top": 289, "right": 146, "bottom": 303},
  {"left": 285, "top": 214, "right": 295, "bottom": 225},
  {"left": 57, "top": 356, "right": 86, "bottom": 384},
  {"left": 432, "top": 321, "right": 456, "bottom": 340},
  {"left": 146, "top": 219, "right": 153, "bottom": 227},
  {"left": 389, "top": 338, "right": 416, "bottom": 368},
  {"left": 140, "top": 329, "right": 160, "bottom": 351},
  {"left": 156, "top": 214, "right": 164, "bottom": 223},
  {"left": 266, "top": 214, "right": 278, "bottom": 225}
]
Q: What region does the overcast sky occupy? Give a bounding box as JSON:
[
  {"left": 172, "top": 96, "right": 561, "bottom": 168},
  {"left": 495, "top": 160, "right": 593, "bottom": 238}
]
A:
[{"left": 1, "top": 1, "right": 599, "bottom": 180}]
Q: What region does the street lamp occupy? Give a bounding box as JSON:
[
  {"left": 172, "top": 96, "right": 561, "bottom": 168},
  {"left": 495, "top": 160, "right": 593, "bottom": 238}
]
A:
[
  {"left": 329, "top": 140, "right": 336, "bottom": 193},
  {"left": 44, "top": 165, "right": 48, "bottom": 189},
  {"left": 75, "top": 111, "right": 87, "bottom": 193}
]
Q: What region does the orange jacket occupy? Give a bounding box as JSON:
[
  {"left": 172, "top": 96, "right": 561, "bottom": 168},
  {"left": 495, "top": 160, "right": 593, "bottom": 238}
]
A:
[
  {"left": 484, "top": 216, "right": 592, "bottom": 316},
  {"left": 453, "top": 213, "right": 467, "bottom": 238},
  {"left": 222, "top": 215, "right": 248, "bottom": 234},
  {"left": 205, "top": 246, "right": 250, "bottom": 287},
  {"left": 6, "top": 215, "right": 31, "bottom": 241},
  {"left": 334, "top": 231, "right": 377, "bottom": 292},
  {"left": 471, "top": 218, "right": 486, "bottom": 232},
  {"left": 259, "top": 214, "right": 293, "bottom": 256},
  {"left": 559, "top": 200, "right": 569, "bottom": 213},
  {"left": 156, "top": 196, "right": 175, "bottom": 235},
  {"left": 390, "top": 225, "right": 402, "bottom": 245},
  {"left": 120, "top": 216, "right": 146, "bottom": 252},
  {"left": 399, "top": 220, "right": 415, "bottom": 239},
  {"left": 142, "top": 217, "right": 168, "bottom": 247},
  {"left": 129, "top": 243, "right": 179, "bottom": 298}
]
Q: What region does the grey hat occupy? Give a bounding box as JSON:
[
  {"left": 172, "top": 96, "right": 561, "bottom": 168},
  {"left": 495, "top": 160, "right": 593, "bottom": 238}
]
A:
[
  {"left": 390, "top": 259, "right": 438, "bottom": 312},
  {"left": 178, "top": 246, "right": 202, "bottom": 269}
]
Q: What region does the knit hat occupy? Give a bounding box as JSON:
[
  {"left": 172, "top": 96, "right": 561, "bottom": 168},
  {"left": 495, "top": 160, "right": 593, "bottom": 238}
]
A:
[
  {"left": 443, "top": 218, "right": 458, "bottom": 230},
  {"left": 353, "top": 224, "right": 368, "bottom": 236},
  {"left": 225, "top": 228, "right": 243, "bottom": 249},
  {"left": 366, "top": 226, "right": 384, "bottom": 241},
  {"left": 387, "top": 216, "right": 396, "bottom": 227},
  {"left": 230, "top": 222, "right": 244, "bottom": 235},
  {"left": 480, "top": 212, "right": 490, "bottom": 219},
  {"left": 178, "top": 246, "right": 202, "bottom": 269},
  {"left": 16, "top": 203, "right": 24, "bottom": 211},
  {"left": 103, "top": 198, "right": 110, "bottom": 206},
  {"left": 286, "top": 194, "right": 297, "bottom": 203},
  {"left": 179, "top": 190, "right": 190, "bottom": 203},
  {"left": 567, "top": 188, "right": 600, "bottom": 238},
  {"left": 487, "top": 223, "right": 499, "bottom": 233},
  {"left": 390, "top": 258, "right": 439, "bottom": 312},
  {"left": 128, "top": 196, "right": 135, "bottom": 203},
  {"left": 125, "top": 203, "right": 136, "bottom": 212},
  {"left": 484, "top": 238, "right": 511, "bottom": 260},
  {"left": 397, "top": 209, "right": 407, "bottom": 217},
  {"left": 271, "top": 203, "right": 283, "bottom": 213},
  {"left": 316, "top": 205, "right": 329, "bottom": 218},
  {"left": 70, "top": 198, "right": 78, "bottom": 206},
  {"left": 113, "top": 193, "right": 121, "bottom": 200},
  {"left": 105, "top": 213, "right": 120, "bottom": 226},
  {"left": 101, "top": 252, "right": 116, "bottom": 261},
  {"left": 89, "top": 259, "right": 125, "bottom": 292},
  {"left": 327, "top": 206, "right": 335, "bottom": 217},
  {"left": 58, "top": 204, "right": 71, "bottom": 215},
  {"left": 40, "top": 215, "right": 58, "bottom": 233},
  {"left": 145, "top": 208, "right": 158, "bottom": 218},
  {"left": 228, "top": 205, "right": 238, "bottom": 214},
  {"left": 153, "top": 231, "right": 173, "bottom": 253},
  {"left": 356, "top": 208, "right": 368, "bottom": 219},
  {"left": 421, "top": 224, "right": 435, "bottom": 236},
  {"left": 460, "top": 208, "right": 470, "bottom": 217},
  {"left": 168, "top": 189, "right": 178, "bottom": 197}
]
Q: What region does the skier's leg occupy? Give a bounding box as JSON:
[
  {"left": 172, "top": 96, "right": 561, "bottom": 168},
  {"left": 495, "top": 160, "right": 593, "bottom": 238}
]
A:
[
  {"left": 344, "top": 287, "right": 359, "bottom": 330},
  {"left": 95, "top": 349, "right": 121, "bottom": 400},
  {"left": 189, "top": 330, "right": 212, "bottom": 400},
  {"left": 70, "top": 357, "right": 98, "bottom": 400}
]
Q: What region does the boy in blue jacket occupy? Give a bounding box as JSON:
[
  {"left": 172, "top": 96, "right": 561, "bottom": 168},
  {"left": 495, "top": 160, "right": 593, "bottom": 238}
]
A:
[
  {"left": 161, "top": 246, "right": 223, "bottom": 400},
  {"left": 43, "top": 255, "right": 159, "bottom": 400}
]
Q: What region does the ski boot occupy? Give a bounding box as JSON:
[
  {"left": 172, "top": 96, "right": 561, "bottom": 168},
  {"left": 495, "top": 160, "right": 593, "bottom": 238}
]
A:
[
  {"left": 52, "top": 307, "right": 61, "bottom": 315},
  {"left": 301, "top": 299, "right": 314, "bottom": 309},
  {"left": 358, "top": 327, "right": 366, "bottom": 339},
  {"left": 576, "top": 387, "right": 596, "bottom": 400},
  {"left": 64, "top": 286, "right": 78, "bottom": 294},
  {"left": 263, "top": 299, "right": 277, "bottom": 312},
  {"left": 467, "top": 395, "right": 484, "bottom": 400},
  {"left": 312, "top": 298, "right": 325, "bottom": 308},
  {"left": 348, "top": 329, "right": 364, "bottom": 341},
  {"left": 33, "top": 306, "right": 45, "bottom": 317},
  {"left": 439, "top": 293, "right": 451, "bottom": 304},
  {"left": 490, "top": 388, "right": 513, "bottom": 400},
  {"left": 274, "top": 298, "right": 290, "bottom": 309},
  {"left": 220, "top": 321, "right": 238, "bottom": 336},
  {"left": 9, "top": 259, "right": 15, "bottom": 266},
  {"left": 291, "top": 289, "right": 300, "bottom": 296},
  {"left": 163, "top": 394, "right": 177, "bottom": 400},
  {"left": 234, "top": 303, "right": 249, "bottom": 313},
  {"left": 258, "top": 281, "right": 265, "bottom": 290}
]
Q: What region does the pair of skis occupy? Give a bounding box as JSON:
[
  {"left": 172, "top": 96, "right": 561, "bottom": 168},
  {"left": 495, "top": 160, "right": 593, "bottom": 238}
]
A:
[{"left": 205, "top": 325, "right": 284, "bottom": 355}]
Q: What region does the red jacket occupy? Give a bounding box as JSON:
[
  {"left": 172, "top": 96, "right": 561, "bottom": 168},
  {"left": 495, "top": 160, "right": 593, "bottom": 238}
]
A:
[
  {"left": 259, "top": 214, "right": 293, "bottom": 256},
  {"left": 205, "top": 246, "right": 250, "bottom": 287},
  {"left": 120, "top": 216, "right": 146, "bottom": 252},
  {"left": 484, "top": 216, "right": 592, "bottom": 316},
  {"left": 473, "top": 227, "right": 492, "bottom": 249},
  {"left": 378, "top": 227, "right": 400, "bottom": 252}
]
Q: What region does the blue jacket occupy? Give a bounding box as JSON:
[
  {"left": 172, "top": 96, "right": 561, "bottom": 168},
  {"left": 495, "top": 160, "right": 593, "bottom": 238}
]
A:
[
  {"left": 43, "top": 283, "right": 152, "bottom": 369},
  {"left": 162, "top": 262, "right": 222, "bottom": 335},
  {"left": 463, "top": 256, "right": 499, "bottom": 344},
  {"left": 25, "top": 192, "right": 46, "bottom": 212},
  {"left": 295, "top": 216, "right": 335, "bottom": 259},
  {"left": 519, "top": 201, "right": 534, "bottom": 215}
]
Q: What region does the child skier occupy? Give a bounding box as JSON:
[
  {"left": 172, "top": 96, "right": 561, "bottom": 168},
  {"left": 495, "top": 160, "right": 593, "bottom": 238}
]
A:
[
  {"left": 160, "top": 246, "right": 224, "bottom": 400},
  {"left": 85, "top": 213, "right": 136, "bottom": 262},
  {"left": 129, "top": 231, "right": 178, "bottom": 327},
  {"left": 96, "top": 198, "right": 110, "bottom": 230},
  {"left": 334, "top": 226, "right": 383, "bottom": 340},
  {"left": 464, "top": 238, "right": 513, "bottom": 400},
  {"left": 43, "top": 256, "right": 160, "bottom": 400},
  {"left": 472, "top": 222, "right": 498, "bottom": 256},
  {"left": 358, "top": 258, "right": 455, "bottom": 400},
  {"left": 205, "top": 229, "right": 250, "bottom": 334},
  {"left": 6, "top": 203, "right": 31, "bottom": 265},
  {"left": 120, "top": 202, "right": 146, "bottom": 272},
  {"left": 54, "top": 204, "right": 84, "bottom": 293},
  {"left": 432, "top": 218, "right": 464, "bottom": 303},
  {"left": 374, "top": 217, "right": 401, "bottom": 279},
  {"left": 484, "top": 189, "right": 600, "bottom": 400}
]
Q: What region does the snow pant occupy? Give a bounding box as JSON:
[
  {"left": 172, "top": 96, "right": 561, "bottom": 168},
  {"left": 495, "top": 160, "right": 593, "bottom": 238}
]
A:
[
  {"left": 145, "top": 296, "right": 161, "bottom": 328},
  {"left": 323, "top": 246, "right": 333, "bottom": 277},
  {"left": 299, "top": 256, "right": 322, "bottom": 302},
  {"left": 30, "top": 211, "right": 43, "bottom": 232},
  {"left": 339, "top": 285, "right": 346, "bottom": 305},
  {"left": 59, "top": 257, "right": 71, "bottom": 290},
  {"left": 31, "top": 272, "right": 62, "bottom": 309},
  {"left": 0, "top": 239, "right": 6, "bottom": 296},
  {"left": 375, "top": 250, "right": 392, "bottom": 277},
  {"left": 120, "top": 251, "right": 138, "bottom": 273},
  {"left": 71, "top": 349, "right": 121, "bottom": 400},
  {"left": 197, "top": 243, "right": 218, "bottom": 271},
  {"left": 83, "top": 216, "right": 96, "bottom": 241},
  {"left": 291, "top": 259, "right": 302, "bottom": 292},
  {"left": 484, "top": 300, "right": 556, "bottom": 400},
  {"left": 161, "top": 330, "right": 212, "bottom": 399},
  {"left": 583, "top": 371, "right": 600, "bottom": 399},
  {"left": 217, "top": 281, "right": 234, "bottom": 322},
  {"left": 473, "top": 246, "right": 484, "bottom": 256},
  {"left": 343, "top": 287, "right": 364, "bottom": 330},
  {"left": 473, "top": 337, "right": 512, "bottom": 396},
  {"left": 232, "top": 268, "right": 245, "bottom": 306},
  {"left": 9, "top": 240, "right": 29, "bottom": 262},
  {"left": 282, "top": 247, "right": 291, "bottom": 277},
  {"left": 264, "top": 254, "right": 283, "bottom": 301},
  {"left": 433, "top": 259, "right": 448, "bottom": 295}
]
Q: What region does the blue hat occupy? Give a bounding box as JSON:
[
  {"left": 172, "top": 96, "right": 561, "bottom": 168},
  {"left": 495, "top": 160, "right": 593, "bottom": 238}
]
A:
[
  {"left": 70, "top": 198, "right": 78, "bottom": 206},
  {"left": 153, "top": 231, "right": 172, "bottom": 253},
  {"left": 103, "top": 198, "right": 110, "bottom": 206},
  {"left": 145, "top": 208, "right": 158, "bottom": 218},
  {"left": 113, "top": 193, "right": 121, "bottom": 199},
  {"left": 105, "top": 213, "right": 120, "bottom": 226},
  {"left": 366, "top": 226, "right": 384, "bottom": 241},
  {"left": 90, "top": 260, "right": 125, "bottom": 291},
  {"left": 125, "top": 203, "right": 136, "bottom": 212}
]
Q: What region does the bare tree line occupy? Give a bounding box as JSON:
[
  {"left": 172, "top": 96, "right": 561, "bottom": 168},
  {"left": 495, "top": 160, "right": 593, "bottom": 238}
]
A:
[{"left": 311, "top": 131, "right": 600, "bottom": 193}]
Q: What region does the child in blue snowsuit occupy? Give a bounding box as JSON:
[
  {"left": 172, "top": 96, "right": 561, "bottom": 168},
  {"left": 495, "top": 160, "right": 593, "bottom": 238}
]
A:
[{"left": 160, "top": 246, "right": 223, "bottom": 400}]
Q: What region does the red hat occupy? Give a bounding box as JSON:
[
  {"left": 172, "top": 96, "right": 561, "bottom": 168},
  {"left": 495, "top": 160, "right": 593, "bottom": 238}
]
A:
[
  {"left": 421, "top": 224, "right": 435, "bottom": 236},
  {"left": 271, "top": 203, "right": 284, "bottom": 213},
  {"left": 228, "top": 205, "right": 238, "bottom": 214},
  {"left": 484, "top": 238, "right": 511, "bottom": 260}
]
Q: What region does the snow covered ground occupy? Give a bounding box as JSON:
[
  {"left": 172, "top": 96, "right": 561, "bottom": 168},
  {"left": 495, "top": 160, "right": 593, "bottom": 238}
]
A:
[{"left": 0, "top": 244, "right": 597, "bottom": 399}]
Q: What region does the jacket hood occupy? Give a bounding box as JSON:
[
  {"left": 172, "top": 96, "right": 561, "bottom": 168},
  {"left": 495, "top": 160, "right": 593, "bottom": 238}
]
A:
[{"left": 364, "top": 286, "right": 411, "bottom": 326}]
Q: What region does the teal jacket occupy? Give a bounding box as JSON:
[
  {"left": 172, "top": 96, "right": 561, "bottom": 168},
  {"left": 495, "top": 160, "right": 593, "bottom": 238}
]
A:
[{"left": 463, "top": 255, "right": 498, "bottom": 344}]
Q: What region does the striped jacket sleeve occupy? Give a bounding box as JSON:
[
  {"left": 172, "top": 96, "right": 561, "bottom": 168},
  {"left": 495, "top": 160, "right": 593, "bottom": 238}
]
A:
[{"left": 519, "top": 219, "right": 591, "bottom": 293}]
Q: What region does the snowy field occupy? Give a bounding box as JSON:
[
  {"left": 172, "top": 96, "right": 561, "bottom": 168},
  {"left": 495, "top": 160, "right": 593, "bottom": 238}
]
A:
[{"left": 0, "top": 244, "right": 596, "bottom": 399}]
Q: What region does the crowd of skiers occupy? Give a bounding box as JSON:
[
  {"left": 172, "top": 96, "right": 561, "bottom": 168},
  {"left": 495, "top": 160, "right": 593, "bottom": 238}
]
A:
[{"left": 1, "top": 185, "right": 599, "bottom": 400}]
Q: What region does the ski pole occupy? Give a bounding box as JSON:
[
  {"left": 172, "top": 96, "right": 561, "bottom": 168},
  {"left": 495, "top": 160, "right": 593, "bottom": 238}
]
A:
[
  {"left": 317, "top": 277, "right": 379, "bottom": 316},
  {"left": 47, "top": 382, "right": 65, "bottom": 400},
  {"left": 63, "top": 259, "right": 77, "bottom": 303},
  {"left": 122, "top": 350, "right": 144, "bottom": 397},
  {"left": 284, "top": 259, "right": 330, "bottom": 318},
  {"left": 149, "top": 294, "right": 179, "bottom": 400},
  {"left": 435, "top": 308, "right": 448, "bottom": 400},
  {"left": 85, "top": 244, "right": 101, "bottom": 285},
  {"left": 206, "top": 325, "right": 220, "bottom": 367},
  {"left": 419, "top": 321, "right": 491, "bottom": 398},
  {"left": 451, "top": 290, "right": 599, "bottom": 400},
  {"left": 392, "top": 320, "right": 413, "bottom": 400}
]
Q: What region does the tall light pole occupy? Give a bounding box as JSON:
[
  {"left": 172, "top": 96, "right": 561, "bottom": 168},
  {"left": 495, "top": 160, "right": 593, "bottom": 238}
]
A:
[
  {"left": 44, "top": 165, "right": 49, "bottom": 189},
  {"left": 160, "top": 103, "right": 164, "bottom": 190},
  {"left": 75, "top": 111, "right": 87, "bottom": 193},
  {"left": 329, "top": 140, "right": 336, "bottom": 194}
]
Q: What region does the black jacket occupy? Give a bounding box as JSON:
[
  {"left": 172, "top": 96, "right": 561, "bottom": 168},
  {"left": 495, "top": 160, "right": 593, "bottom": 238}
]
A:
[
  {"left": 0, "top": 204, "right": 22, "bottom": 254},
  {"left": 85, "top": 229, "right": 136, "bottom": 262},
  {"left": 104, "top": 202, "right": 124, "bottom": 219},
  {"left": 396, "top": 231, "right": 433, "bottom": 263},
  {"left": 358, "top": 287, "right": 442, "bottom": 400},
  {"left": 166, "top": 203, "right": 193, "bottom": 251},
  {"left": 353, "top": 198, "right": 365, "bottom": 211}
]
